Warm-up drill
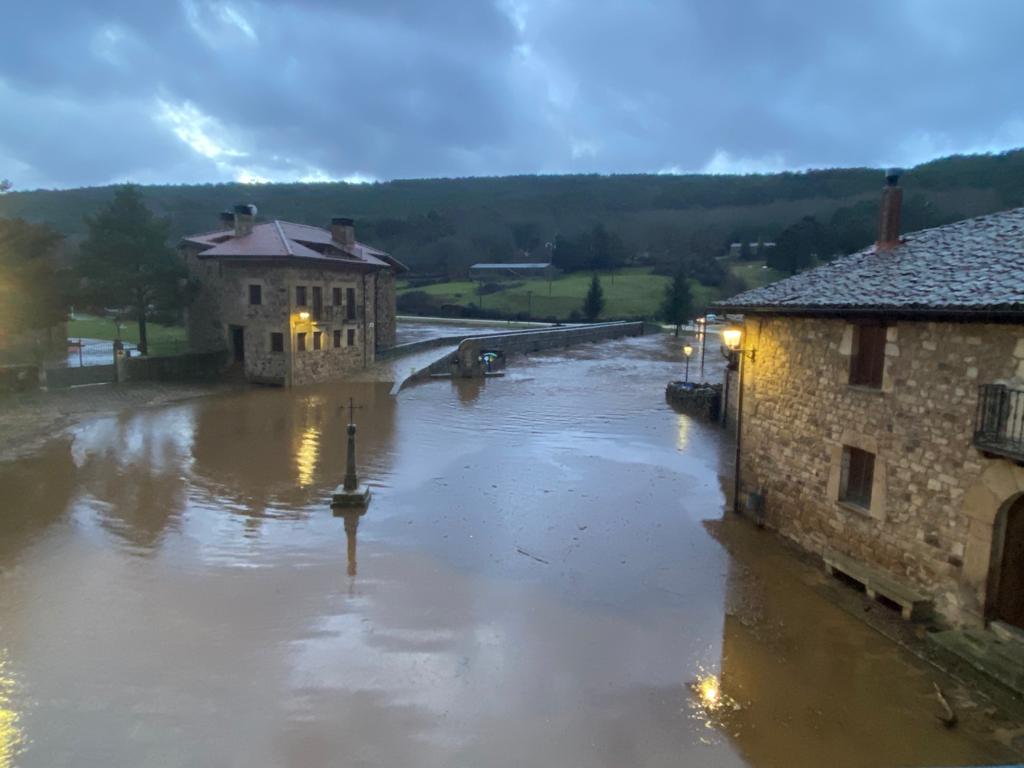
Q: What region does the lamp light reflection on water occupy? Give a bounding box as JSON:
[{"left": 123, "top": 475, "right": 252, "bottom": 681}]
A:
[
  {"left": 296, "top": 426, "right": 321, "bottom": 487},
  {"left": 0, "top": 650, "right": 23, "bottom": 768},
  {"left": 676, "top": 415, "right": 690, "bottom": 451}
]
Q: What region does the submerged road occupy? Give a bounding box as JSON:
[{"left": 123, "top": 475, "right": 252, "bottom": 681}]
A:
[{"left": 0, "top": 332, "right": 1018, "bottom": 767}]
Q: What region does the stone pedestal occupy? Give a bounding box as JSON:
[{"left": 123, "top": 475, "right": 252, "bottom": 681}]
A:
[{"left": 331, "top": 485, "right": 371, "bottom": 511}]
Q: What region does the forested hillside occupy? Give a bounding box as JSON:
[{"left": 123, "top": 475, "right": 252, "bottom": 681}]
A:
[{"left": 2, "top": 149, "right": 1023, "bottom": 281}]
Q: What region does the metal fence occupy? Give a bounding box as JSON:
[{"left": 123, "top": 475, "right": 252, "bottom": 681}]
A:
[{"left": 974, "top": 383, "right": 1024, "bottom": 462}]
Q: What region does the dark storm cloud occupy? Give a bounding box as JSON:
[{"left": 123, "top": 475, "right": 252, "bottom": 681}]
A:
[{"left": 1, "top": 0, "right": 1022, "bottom": 188}]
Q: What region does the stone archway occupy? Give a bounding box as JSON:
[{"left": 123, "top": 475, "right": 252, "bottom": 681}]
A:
[{"left": 962, "top": 462, "right": 1024, "bottom": 625}]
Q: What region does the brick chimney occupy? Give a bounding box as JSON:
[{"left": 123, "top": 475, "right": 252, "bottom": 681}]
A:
[
  {"left": 877, "top": 168, "right": 902, "bottom": 250},
  {"left": 233, "top": 203, "right": 257, "bottom": 237},
  {"left": 331, "top": 216, "right": 355, "bottom": 246},
  {"left": 219, "top": 210, "right": 234, "bottom": 231}
]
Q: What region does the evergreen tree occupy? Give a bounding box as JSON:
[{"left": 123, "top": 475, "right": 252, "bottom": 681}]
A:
[
  {"left": 755, "top": 236, "right": 765, "bottom": 260},
  {"left": 739, "top": 240, "right": 752, "bottom": 261},
  {"left": 582, "top": 273, "right": 605, "bottom": 321},
  {"left": 659, "top": 268, "right": 693, "bottom": 336},
  {"left": 0, "top": 217, "right": 67, "bottom": 346},
  {"left": 78, "top": 185, "right": 186, "bottom": 355}
]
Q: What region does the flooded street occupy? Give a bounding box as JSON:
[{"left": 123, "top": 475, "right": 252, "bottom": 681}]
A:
[{"left": 0, "top": 333, "right": 1017, "bottom": 767}]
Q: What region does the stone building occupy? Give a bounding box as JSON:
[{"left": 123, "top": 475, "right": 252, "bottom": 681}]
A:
[
  {"left": 180, "top": 205, "right": 405, "bottom": 386},
  {"left": 716, "top": 172, "right": 1024, "bottom": 629}
]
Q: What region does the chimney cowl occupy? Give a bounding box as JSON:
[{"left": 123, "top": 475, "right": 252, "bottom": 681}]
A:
[
  {"left": 884, "top": 167, "right": 902, "bottom": 187},
  {"left": 234, "top": 203, "right": 257, "bottom": 216},
  {"left": 219, "top": 210, "right": 234, "bottom": 228}
]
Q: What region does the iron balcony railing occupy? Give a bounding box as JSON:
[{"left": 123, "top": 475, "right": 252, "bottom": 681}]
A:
[{"left": 974, "top": 383, "right": 1024, "bottom": 463}]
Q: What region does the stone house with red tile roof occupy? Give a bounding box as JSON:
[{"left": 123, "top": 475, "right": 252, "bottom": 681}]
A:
[
  {"left": 716, "top": 172, "right": 1024, "bottom": 630},
  {"left": 179, "top": 204, "right": 406, "bottom": 386}
]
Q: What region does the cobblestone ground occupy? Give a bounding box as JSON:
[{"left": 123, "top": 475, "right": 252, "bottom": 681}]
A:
[{"left": 0, "top": 381, "right": 235, "bottom": 463}]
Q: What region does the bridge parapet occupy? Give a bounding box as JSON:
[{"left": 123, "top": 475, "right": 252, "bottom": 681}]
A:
[{"left": 394, "top": 321, "right": 649, "bottom": 388}]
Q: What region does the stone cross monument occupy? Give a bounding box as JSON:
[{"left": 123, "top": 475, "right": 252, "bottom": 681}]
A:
[{"left": 332, "top": 397, "right": 371, "bottom": 511}]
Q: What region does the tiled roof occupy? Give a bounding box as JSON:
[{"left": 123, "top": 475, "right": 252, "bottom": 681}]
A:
[
  {"left": 181, "top": 220, "right": 403, "bottom": 271},
  {"left": 716, "top": 207, "right": 1024, "bottom": 316}
]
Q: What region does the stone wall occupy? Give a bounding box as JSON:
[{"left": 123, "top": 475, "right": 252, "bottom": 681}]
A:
[
  {"left": 374, "top": 271, "right": 397, "bottom": 350},
  {"left": 736, "top": 315, "right": 1024, "bottom": 625}
]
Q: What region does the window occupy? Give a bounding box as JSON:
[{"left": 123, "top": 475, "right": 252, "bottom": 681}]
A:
[
  {"left": 849, "top": 323, "right": 886, "bottom": 388},
  {"left": 297, "top": 332, "right": 307, "bottom": 352},
  {"left": 347, "top": 328, "right": 356, "bottom": 347},
  {"left": 248, "top": 284, "right": 262, "bottom": 305},
  {"left": 345, "top": 287, "right": 356, "bottom": 321},
  {"left": 332, "top": 287, "right": 342, "bottom": 306},
  {"left": 312, "top": 286, "right": 323, "bottom": 321},
  {"left": 296, "top": 286, "right": 308, "bottom": 306},
  {"left": 840, "top": 446, "right": 875, "bottom": 509},
  {"left": 313, "top": 331, "right": 322, "bottom": 350},
  {"left": 333, "top": 330, "right": 342, "bottom": 348},
  {"left": 270, "top": 332, "right": 284, "bottom": 353}
]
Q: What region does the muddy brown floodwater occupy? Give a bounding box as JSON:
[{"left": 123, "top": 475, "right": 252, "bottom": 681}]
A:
[{"left": 0, "top": 333, "right": 1018, "bottom": 767}]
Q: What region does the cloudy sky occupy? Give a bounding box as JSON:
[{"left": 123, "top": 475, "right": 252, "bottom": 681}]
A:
[{"left": 2, "top": 0, "right": 1022, "bottom": 190}]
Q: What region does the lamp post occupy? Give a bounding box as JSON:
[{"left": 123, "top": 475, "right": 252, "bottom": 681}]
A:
[
  {"left": 683, "top": 342, "right": 693, "bottom": 383},
  {"left": 721, "top": 324, "right": 755, "bottom": 515}
]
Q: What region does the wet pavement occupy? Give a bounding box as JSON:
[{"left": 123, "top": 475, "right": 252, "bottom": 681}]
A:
[{"left": 0, "top": 333, "right": 1019, "bottom": 767}]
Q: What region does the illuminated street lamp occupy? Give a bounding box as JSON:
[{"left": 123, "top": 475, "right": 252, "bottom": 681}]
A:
[
  {"left": 299, "top": 310, "right": 310, "bottom": 321},
  {"left": 682, "top": 343, "right": 694, "bottom": 383},
  {"left": 719, "top": 322, "right": 756, "bottom": 515},
  {"left": 722, "top": 326, "right": 742, "bottom": 352}
]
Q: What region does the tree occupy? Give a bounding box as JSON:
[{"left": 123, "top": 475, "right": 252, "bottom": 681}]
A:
[
  {"left": 768, "top": 215, "right": 830, "bottom": 274},
  {"left": 738, "top": 240, "right": 752, "bottom": 261},
  {"left": 581, "top": 273, "right": 605, "bottom": 321},
  {"left": 0, "top": 179, "right": 11, "bottom": 193},
  {"left": 755, "top": 236, "right": 765, "bottom": 260},
  {"left": 0, "top": 218, "right": 67, "bottom": 352},
  {"left": 659, "top": 268, "right": 693, "bottom": 336},
  {"left": 511, "top": 221, "right": 542, "bottom": 254},
  {"left": 78, "top": 185, "right": 185, "bottom": 355}
]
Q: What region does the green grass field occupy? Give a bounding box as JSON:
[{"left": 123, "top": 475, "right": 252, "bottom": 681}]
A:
[
  {"left": 68, "top": 314, "right": 187, "bottom": 355},
  {"left": 400, "top": 267, "right": 721, "bottom": 321}
]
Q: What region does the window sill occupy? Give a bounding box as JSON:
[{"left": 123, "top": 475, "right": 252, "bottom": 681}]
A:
[{"left": 837, "top": 500, "right": 873, "bottom": 518}]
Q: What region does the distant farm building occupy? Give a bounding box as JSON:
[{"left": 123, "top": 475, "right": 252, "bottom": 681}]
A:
[
  {"left": 728, "top": 242, "right": 776, "bottom": 258},
  {"left": 468, "top": 262, "right": 556, "bottom": 281}
]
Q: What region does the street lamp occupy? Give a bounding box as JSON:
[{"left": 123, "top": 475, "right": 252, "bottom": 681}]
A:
[
  {"left": 718, "top": 323, "right": 756, "bottom": 515},
  {"left": 299, "top": 310, "right": 310, "bottom": 321},
  {"left": 682, "top": 343, "right": 694, "bottom": 383}
]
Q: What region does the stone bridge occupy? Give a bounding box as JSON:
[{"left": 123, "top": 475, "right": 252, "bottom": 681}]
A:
[{"left": 392, "top": 321, "right": 653, "bottom": 392}]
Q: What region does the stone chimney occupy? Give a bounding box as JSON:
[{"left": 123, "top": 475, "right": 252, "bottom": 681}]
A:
[
  {"left": 219, "top": 210, "right": 234, "bottom": 231},
  {"left": 331, "top": 216, "right": 355, "bottom": 246},
  {"left": 233, "top": 203, "right": 257, "bottom": 237},
  {"left": 877, "top": 169, "right": 902, "bottom": 250}
]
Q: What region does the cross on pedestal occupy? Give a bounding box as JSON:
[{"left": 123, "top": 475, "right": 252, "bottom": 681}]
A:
[{"left": 332, "top": 397, "right": 372, "bottom": 511}]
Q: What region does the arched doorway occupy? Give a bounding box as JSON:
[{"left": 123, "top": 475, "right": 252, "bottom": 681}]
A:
[{"left": 991, "top": 494, "right": 1024, "bottom": 629}]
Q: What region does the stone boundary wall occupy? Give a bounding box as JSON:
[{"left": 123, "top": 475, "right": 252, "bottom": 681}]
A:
[
  {"left": 0, "top": 365, "right": 42, "bottom": 393},
  {"left": 121, "top": 350, "right": 228, "bottom": 382},
  {"left": 44, "top": 364, "right": 116, "bottom": 389}
]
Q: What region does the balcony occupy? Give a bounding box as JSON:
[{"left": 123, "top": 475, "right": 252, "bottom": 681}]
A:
[{"left": 974, "top": 383, "right": 1024, "bottom": 463}]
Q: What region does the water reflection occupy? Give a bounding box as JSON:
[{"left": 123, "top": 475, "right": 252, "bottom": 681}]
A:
[
  {"left": 0, "top": 650, "right": 23, "bottom": 768},
  {"left": 190, "top": 382, "right": 397, "bottom": 517},
  {"left": 703, "top": 517, "right": 1016, "bottom": 767},
  {"left": 296, "top": 426, "right": 321, "bottom": 487},
  {"left": 334, "top": 507, "right": 368, "bottom": 578}
]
